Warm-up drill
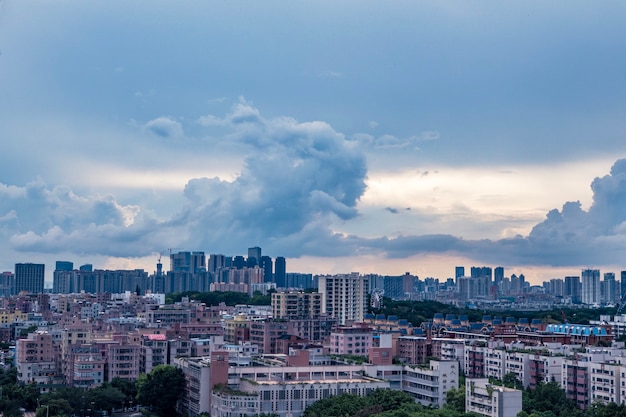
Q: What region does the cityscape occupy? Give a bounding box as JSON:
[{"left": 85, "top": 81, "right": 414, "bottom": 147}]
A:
[
  {"left": 1, "top": 247, "right": 626, "bottom": 416},
  {"left": 3, "top": 1, "right": 626, "bottom": 417},
  {"left": 4, "top": 249, "right": 626, "bottom": 312}
]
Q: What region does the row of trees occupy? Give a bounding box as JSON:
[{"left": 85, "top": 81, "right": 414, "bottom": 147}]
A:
[
  {"left": 0, "top": 365, "right": 185, "bottom": 417},
  {"left": 371, "top": 299, "right": 617, "bottom": 327}
]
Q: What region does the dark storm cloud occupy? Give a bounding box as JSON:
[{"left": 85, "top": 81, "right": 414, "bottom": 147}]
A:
[{"left": 6, "top": 98, "right": 626, "bottom": 270}]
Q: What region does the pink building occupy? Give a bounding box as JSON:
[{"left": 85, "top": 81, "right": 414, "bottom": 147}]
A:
[
  {"left": 329, "top": 325, "right": 373, "bottom": 356},
  {"left": 16, "top": 332, "right": 61, "bottom": 391}
]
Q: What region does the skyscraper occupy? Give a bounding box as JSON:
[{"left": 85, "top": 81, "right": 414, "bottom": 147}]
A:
[
  {"left": 248, "top": 247, "right": 262, "bottom": 265},
  {"left": 15, "top": 263, "right": 45, "bottom": 294},
  {"left": 603, "top": 272, "right": 617, "bottom": 304},
  {"left": 208, "top": 254, "right": 227, "bottom": 273},
  {"left": 582, "top": 269, "right": 601, "bottom": 305},
  {"left": 455, "top": 266, "right": 465, "bottom": 281},
  {"left": 274, "top": 257, "right": 286, "bottom": 287},
  {"left": 494, "top": 267, "right": 504, "bottom": 286},
  {"left": 564, "top": 276, "right": 581, "bottom": 303},
  {"left": 260, "top": 256, "right": 273, "bottom": 283}
]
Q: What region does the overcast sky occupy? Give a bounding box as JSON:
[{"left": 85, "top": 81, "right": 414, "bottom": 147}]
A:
[{"left": 1, "top": 1, "right": 626, "bottom": 285}]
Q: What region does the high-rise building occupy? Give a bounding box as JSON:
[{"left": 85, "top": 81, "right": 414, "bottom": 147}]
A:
[
  {"left": 602, "top": 272, "right": 618, "bottom": 304},
  {"left": 455, "top": 267, "right": 465, "bottom": 282},
  {"left": 317, "top": 273, "right": 369, "bottom": 325},
  {"left": 170, "top": 251, "right": 206, "bottom": 273},
  {"left": 55, "top": 261, "right": 73, "bottom": 271},
  {"left": 248, "top": 247, "right": 262, "bottom": 265},
  {"left": 470, "top": 266, "right": 492, "bottom": 297},
  {"left": 582, "top": 269, "right": 601, "bottom": 305},
  {"left": 53, "top": 261, "right": 74, "bottom": 294},
  {"left": 15, "top": 263, "right": 45, "bottom": 294},
  {"left": 232, "top": 256, "right": 246, "bottom": 270},
  {"left": 271, "top": 291, "right": 322, "bottom": 319},
  {"left": 0, "top": 271, "right": 14, "bottom": 296},
  {"left": 274, "top": 257, "right": 286, "bottom": 287},
  {"left": 79, "top": 264, "right": 93, "bottom": 272},
  {"left": 494, "top": 267, "right": 504, "bottom": 286},
  {"left": 564, "top": 276, "right": 581, "bottom": 303},
  {"left": 260, "top": 256, "right": 273, "bottom": 283},
  {"left": 621, "top": 271, "right": 626, "bottom": 300},
  {"left": 191, "top": 252, "right": 206, "bottom": 273},
  {"left": 208, "top": 254, "right": 227, "bottom": 273}
]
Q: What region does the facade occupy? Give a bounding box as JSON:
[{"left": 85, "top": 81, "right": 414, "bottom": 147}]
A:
[
  {"left": 274, "top": 257, "right": 286, "bottom": 287},
  {"left": 397, "top": 336, "right": 431, "bottom": 365},
  {"left": 329, "top": 325, "right": 373, "bottom": 356},
  {"left": 15, "top": 263, "right": 45, "bottom": 294},
  {"left": 465, "top": 378, "right": 522, "bottom": 417},
  {"left": 582, "top": 269, "right": 601, "bottom": 305},
  {"left": 271, "top": 291, "right": 322, "bottom": 320},
  {"left": 402, "top": 360, "right": 459, "bottom": 407},
  {"left": 16, "top": 332, "right": 61, "bottom": 391},
  {"left": 318, "top": 273, "right": 369, "bottom": 325}
]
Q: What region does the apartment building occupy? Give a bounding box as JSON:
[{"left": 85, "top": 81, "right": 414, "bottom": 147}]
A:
[
  {"left": 465, "top": 378, "right": 522, "bottom": 417},
  {"left": 402, "top": 360, "right": 459, "bottom": 408},
  {"left": 397, "top": 336, "right": 431, "bottom": 365},
  {"left": 329, "top": 325, "right": 373, "bottom": 356},
  {"left": 271, "top": 291, "right": 322, "bottom": 319}
]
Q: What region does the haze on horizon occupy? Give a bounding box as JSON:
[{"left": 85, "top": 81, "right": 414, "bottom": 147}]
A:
[{"left": 1, "top": 1, "right": 626, "bottom": 285}]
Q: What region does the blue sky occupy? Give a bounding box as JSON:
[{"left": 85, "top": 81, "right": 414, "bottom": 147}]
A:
[{"left": 1, "top": 1, "right": 626, "bottom": 284}]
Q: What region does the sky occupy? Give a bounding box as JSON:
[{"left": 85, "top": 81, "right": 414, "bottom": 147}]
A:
[{"left": 1, "top": 1, "right": 626, "bottom": 286}]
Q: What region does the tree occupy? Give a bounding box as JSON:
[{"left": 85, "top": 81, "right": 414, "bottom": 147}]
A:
[
  {"left": 523, "top": 381, "right": 579, "bottom": 417},
  {"left": 110, "top": 377, "right": 137, "bottom": 403},
  {"left": 443, "top": 387, "right": 465, "bottom": 415},
  {"left": 136, "top": 365, "right": 185, "bottom": 417}
]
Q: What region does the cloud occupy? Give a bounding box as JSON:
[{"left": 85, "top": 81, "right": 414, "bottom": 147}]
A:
[
  {"left": 143, "top": 117, "right": 184, "bottom": 138},
  {"left": 6, "top": 99, "right": 626, "bottom": 273}
]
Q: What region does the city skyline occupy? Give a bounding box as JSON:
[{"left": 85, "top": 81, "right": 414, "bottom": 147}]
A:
[{"left": 1, "top": 2, "right": 626, "bottom": 285}]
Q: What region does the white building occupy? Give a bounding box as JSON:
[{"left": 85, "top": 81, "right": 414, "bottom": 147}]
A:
[
  {"left": 402, "top": 360, "right": 459, "bottom": 408},
  {"left": 582, "top": 269, "right": 601, "bottom": 305},
  {"left": 466, "top": 378, "right": 522, "bottom": 417},
  {"left": 317, "top": 273, "right": 369, "bottom": 325}
]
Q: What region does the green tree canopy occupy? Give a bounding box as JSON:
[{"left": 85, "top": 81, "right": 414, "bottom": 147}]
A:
[{"left": 136, "top": 365, "right": 185, "bottom": 417}]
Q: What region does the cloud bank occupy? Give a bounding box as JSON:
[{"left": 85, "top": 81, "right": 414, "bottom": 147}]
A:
[{"left": 4, "top": 103, "right": 626, "bottom": 270}]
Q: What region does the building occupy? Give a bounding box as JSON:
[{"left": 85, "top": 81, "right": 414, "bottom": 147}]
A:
[
  {"left": 582, "top": 269, "right": 601, "bottom": 305},
  {"left": 465, "top": 378, "right": 522, "bottom": 417},
  {"left": 329, "top": 325, "right": 373, "bottom": 356},
  {"left": 16, "top": 332, "right": 61, "bottom": 392},
  {"left": 247, "top": 247, "right": 262, "bottom": 266},
  {"left": 271, "top": 291, "right": 322, "bottom": 320},
  {"left": 0, "top": 271, "right": 14, "bottom": 296},
  {"left": 274, "top": 257, "right": 286, "bottom": 288},
  {"left": 318, "top": 273, "right": 369, "bottom": 325},
  {"left": 402, "top": 360, "right": 459, "bottom": 407},
  {"left": 564, "top": 276, "right": 582, "bottom": 303},
  {"left": 15, "top": 263, "right": 45, "bottom": 294}
]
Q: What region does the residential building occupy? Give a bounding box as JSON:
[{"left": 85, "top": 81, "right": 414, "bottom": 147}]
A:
[
  {"left": 271, "top": 291, "right": 322, "bottom": 320},
  {"left": 465, "top": 378, "right": 522, "bottom": 417},
  {"left": 318, "top": 273, "right": 369, "bottom": 325},
  {"left": 582, "top": 269, "right": 601, "bottom": 305},
  {"left": 329, "top": 325, "right": 373, "bottom": 356},
  {"left": 15, "top": 263, "right": 45, "bottom": 294}
]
